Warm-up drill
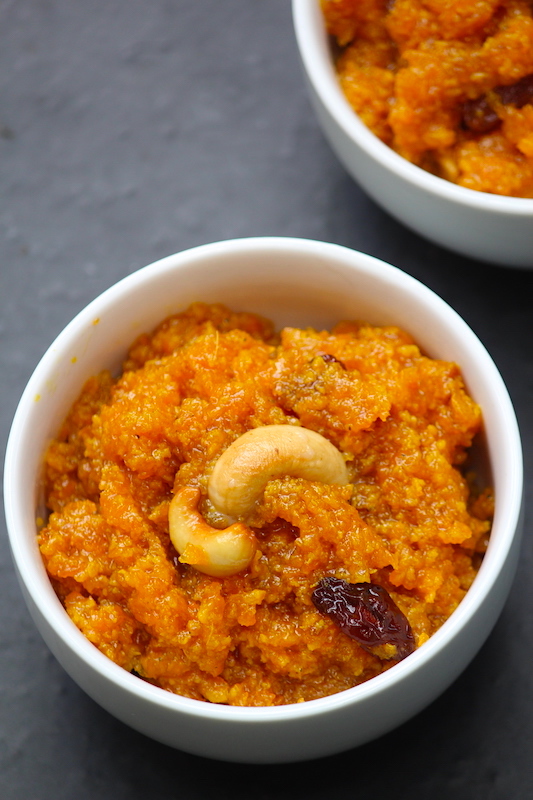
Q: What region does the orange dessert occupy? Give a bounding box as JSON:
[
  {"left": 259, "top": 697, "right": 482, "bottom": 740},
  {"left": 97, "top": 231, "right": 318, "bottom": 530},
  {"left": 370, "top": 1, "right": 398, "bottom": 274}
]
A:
[
  {"left": 322, "top": 0, "right": 533, "bottom": 197},
  {"left": 39, "top": 302, "right": 492, "bottom": 706}
]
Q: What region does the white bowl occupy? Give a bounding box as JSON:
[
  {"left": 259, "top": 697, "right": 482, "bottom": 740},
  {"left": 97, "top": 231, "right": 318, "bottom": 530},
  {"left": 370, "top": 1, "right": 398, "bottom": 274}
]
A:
[
  {"left": 4, "top": 237, "right": 523, "bottom": 763},
  {"left": 292, "top": 0, "right": 533, "bottom": 268}
]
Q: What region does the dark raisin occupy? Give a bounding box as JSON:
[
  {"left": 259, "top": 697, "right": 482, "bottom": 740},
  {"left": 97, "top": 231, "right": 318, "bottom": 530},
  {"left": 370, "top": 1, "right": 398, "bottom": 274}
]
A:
[
  {"left": 462, "top": 74, "right": 533, "bottom": 134},
  {"left": 256, "top": 517, "right": 300, "bottom": 541},
  {"left": 461, "top": 96, "right": 500, "bottom": 134},
  {"left": 495, "top": 73, "right": 533, "bottom": 108},
  {"left": 320, "top": 353, "right": 346, "bottom": 368},
  {"left": 312, "top": 576, "right": 415, "bottom": 660}
]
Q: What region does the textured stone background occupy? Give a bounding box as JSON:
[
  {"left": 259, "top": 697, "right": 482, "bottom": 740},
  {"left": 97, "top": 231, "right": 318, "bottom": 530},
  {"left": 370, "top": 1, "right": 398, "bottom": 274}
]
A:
[{"left": 1, "top": 1, "right": 532, "bottom": 797}]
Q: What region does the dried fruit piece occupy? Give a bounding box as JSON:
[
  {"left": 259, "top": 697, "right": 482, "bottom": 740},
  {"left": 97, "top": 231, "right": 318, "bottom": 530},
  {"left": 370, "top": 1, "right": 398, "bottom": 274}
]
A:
[
  {"left": 312, "top": 576, "right": 415, "bottom": 660},
  {"left": 496, "top": 74, "right": 533, "bottom": 109},
  {"left": 461, "top": 74, "right": 533, "bottom": 134},
  {"left": 319, "top": 353, "right": 346, "bottom": 368},
  {"left": 462, "top": 96, "right": 500, "bottom": 134}
]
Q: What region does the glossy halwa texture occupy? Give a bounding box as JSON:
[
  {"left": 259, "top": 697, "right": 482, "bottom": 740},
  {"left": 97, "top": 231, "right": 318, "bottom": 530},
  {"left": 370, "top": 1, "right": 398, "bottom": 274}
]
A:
[
  {"left": 39, "top": 303, "right": 492, "bottom": 706},
  {"left": 322, "top": 0, "right": 533, "bottom": 197}
]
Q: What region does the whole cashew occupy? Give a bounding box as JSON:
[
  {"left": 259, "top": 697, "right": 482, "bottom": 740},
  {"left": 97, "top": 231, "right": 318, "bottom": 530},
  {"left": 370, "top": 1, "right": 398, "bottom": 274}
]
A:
[
  {"left": 208, "top": 425, "right": 349, "bottom": 518},
  {"left": 168, "top": 486, "right": 257, "bottom": 578}
]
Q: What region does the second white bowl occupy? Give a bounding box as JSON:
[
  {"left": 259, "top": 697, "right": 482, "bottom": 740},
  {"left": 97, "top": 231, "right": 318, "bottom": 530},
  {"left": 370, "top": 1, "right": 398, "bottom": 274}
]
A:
[{"left": 292, "top": 0, "right": 533, "bottom": 268}]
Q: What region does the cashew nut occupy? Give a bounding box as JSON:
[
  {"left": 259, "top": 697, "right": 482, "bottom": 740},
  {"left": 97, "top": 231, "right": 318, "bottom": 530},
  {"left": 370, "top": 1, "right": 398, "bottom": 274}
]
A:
[
  {"left": 170, "top": 427, "right": 349, "bottom": 577},
  {"left": 168, "top": 486, "right": 257, "bottom": 578},
  {"left": 207, "top": 425, "right": 349, "bottom": 518}
]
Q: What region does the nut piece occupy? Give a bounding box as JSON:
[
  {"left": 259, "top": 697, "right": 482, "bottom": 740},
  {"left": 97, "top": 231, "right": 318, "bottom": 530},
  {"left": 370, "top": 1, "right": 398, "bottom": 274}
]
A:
[
  {"left": 208, "top": 424, "right": 349, "bottom": 518},
  {"left": 168, "top": 486, "right": 257, "bottom": 577}
]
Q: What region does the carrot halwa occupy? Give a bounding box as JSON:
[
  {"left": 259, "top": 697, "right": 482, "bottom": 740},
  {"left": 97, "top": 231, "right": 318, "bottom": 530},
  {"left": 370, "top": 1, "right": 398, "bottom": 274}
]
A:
[
  {"left": 322, "top": 0, "right": 533, "bottom": 197},
  {"left": 39, "top": 302, "right": 492, "bottom": 706}
]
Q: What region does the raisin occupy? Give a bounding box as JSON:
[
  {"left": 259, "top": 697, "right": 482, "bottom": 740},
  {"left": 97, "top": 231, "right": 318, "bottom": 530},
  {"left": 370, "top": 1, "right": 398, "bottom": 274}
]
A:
[
  {"left": 320, "top": 353, "right": 346, "bottom": 368},
  {"left": 312, "top": 576, "right": 415, "bottom": 660},
  {"left": 462, "top": 96, "right": 500, "bottom": 134},
  {"left": 257, "top": 517, "right": 300, "bottom": 540},
  {"left": 495, "top": 73, "right": 533, "bottom": 108},
  {"left": 461, "top": 73, "right": 533, "bottom": 134}
]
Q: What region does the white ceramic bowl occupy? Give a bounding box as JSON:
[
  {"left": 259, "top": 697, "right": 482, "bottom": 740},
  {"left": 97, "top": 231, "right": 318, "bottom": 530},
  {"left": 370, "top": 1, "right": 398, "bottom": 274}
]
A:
[
  {"left": 4, "top": 237, "right": 523, "bottom": 763},
  {"left": 292, "top": 0, "right": 533, "bottom": 268}
]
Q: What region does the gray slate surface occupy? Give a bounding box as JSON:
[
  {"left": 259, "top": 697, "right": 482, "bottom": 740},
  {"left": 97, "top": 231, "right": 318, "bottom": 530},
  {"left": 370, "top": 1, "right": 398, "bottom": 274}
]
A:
[{"left": 1, "top": 1, "right": 533, "bottom": 798}]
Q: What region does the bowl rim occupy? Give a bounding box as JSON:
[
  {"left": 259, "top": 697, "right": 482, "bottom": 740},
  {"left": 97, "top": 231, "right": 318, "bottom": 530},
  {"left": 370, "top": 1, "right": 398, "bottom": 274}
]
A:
[
  {"left": 4, "top": 236, "right": 524, "bottom": 723},
  {"left": 292, "top": 0, "right": 533, "bottom": 215}
]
